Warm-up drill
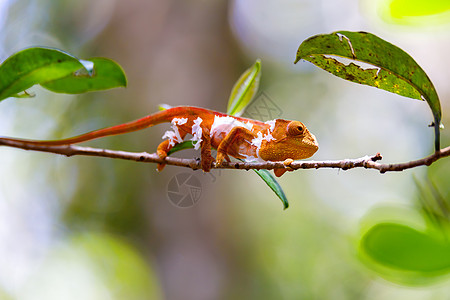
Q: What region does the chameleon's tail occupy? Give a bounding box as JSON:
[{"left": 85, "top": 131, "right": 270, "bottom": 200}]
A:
[{"left": 0, "top": 107, "right": 191, "bottom": 146}]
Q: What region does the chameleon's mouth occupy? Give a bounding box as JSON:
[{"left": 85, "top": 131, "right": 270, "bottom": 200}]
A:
[
  {"left": 302, "top": 145, "right": 318, "bottom": 158},
  {"left": 308, "top": 133, "right": 319, "bottom": 150},
  {"left": 298, "top": 133, "right": 319, "bottom": 158}
]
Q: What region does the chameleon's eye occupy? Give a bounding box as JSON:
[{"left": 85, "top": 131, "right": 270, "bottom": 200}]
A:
[{"left": 287, "top": 121, "right": 305, "bottom": 136}]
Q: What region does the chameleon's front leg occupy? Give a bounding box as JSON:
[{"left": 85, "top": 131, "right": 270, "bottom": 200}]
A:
[
  {"left": 199, "top": 127, "right": 214, "bottom": 172},
  {"left": 216, "top": 127, "right": 256, "bottom": 165}
]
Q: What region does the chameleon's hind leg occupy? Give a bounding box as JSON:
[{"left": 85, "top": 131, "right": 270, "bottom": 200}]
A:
[
  {"left": 156, "top": 126, "right": 214, "bottom": 172},
  {"left": 156, "top": 131, "right": 188, "bottom": 171}
]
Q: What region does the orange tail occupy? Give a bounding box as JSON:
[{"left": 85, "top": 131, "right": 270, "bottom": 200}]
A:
[{"left": 0, "top": 106, "right": 211, "bottom": 146}]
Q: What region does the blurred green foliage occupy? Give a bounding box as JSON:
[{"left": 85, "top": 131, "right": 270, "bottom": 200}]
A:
[
  {"left": 389, "top": 0, "right": 450, "bottom": 18},
  {"left": 360, "top": 222, "right": 450, "bottom": 284},
  {"left": 377, "top": 0, "right": 450, "bottom": 26},
  {"left": 18, "top": 232, "right": 161, "bottom": 299}
]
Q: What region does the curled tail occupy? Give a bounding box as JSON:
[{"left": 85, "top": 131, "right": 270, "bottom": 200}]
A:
[{"left": 0, "top": 107, "right": 194, "bottom": 146}]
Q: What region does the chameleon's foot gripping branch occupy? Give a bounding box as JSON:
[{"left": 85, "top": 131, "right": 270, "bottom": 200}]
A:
[{"left": 1, "top": 137, "right": 449, "bottom": 174}]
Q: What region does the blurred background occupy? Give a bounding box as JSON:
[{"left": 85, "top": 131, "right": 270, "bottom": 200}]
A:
[{"left": 0, "top": 0, "right": 450, "bottom": 299}]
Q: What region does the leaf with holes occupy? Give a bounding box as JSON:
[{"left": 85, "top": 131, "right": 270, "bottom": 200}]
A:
[{"left": 296, "top": 31, "right": 442, "bottom": 150}]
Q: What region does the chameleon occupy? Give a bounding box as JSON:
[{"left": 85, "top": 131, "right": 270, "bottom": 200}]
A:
[{"left": 0, "top": 106, "right": 318, "bottom": 177}]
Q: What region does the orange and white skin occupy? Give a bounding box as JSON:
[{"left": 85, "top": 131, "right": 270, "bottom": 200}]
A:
[{"left": 0, "top": 106, "right": 318, "bottom": 176}]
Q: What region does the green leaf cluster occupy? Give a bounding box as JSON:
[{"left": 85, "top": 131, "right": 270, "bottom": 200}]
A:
[{"left": 0, "top": 47, "right": 126, "bottom": 101}]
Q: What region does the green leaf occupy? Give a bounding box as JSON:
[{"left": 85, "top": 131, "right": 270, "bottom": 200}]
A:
[
  {"left": 296, "top": 31, "right": 442, "bottom": 150},
  {"left": 0, "top": 47, "right": 127, "bottom": 100},
  {"left": 225, "top": 59, "right": 288, "bottom": 209},
  {"left": 233, "top": 159, "right": 288, "bottom": 210},
  {"left": 227, "top": 59, "right": 261, "bottom": 116},
  {"left": 166, "top": 142, "right": 289, "bottom": 209},
  {"left": 41, "top": 58, "right": 127, "bottom": 93},
  {"left": 0, "top": 47, "right": 88, "bottom": 101},
  {"left": 253, "top": 169, "right": 289, "bottom": 209},
  {"left": 360, "top": 222, "right": 450, "bottom": 283},
  {"left": 167, "top": 141, "right": 195, "bottom": 156},
  {"left": 361, "top": 223, "right": 450, "bottom": 272},
  {"left": 165, "top": 59, "right": 287, "bottom": 209}
]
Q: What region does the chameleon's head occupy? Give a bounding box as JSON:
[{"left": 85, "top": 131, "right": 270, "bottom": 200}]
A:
[{"left": 258, "top": 119, "right": 319, "bottom": 161}]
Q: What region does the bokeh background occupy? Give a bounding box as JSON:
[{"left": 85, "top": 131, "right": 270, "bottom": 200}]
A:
[{"left": 0, "top": 0, "right": 450, "bottom": 299}]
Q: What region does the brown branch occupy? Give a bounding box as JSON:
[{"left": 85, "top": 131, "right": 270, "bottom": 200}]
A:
[{"left": 0, "top": 137, "right": 449, "bottom": 173}]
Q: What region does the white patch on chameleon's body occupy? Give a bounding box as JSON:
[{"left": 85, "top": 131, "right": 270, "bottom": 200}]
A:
[
  {"left": 210, "top": 115, "right": 271, "bottom": 161},
  {"left": 190, "top": 117, "right": 203, "bottom": 150},
  {"left": 210, "top": 115, "right": 253, "bottom": 137},
  {"left": 242, "top": 154, "right": 263, "bottom": 163},
  {"left": 210, "top": 115, "right": 277, "bottom": 160},
  {"left": 162, "top": 117, "right": 188, "bottom": 146},
  {"left": 250, "top": 123, "right": 276, "bottom": 158},
  {"left": 264, "top": 119, "right": 276, "bottom": 132},
  {"left": 162, "top": 115, "right": 281, "bottom": 160},
  {"left": 172, "top": 118, "right": 188, "bottom": 125}
]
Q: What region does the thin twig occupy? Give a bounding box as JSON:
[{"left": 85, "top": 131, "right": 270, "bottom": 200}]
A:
[{"left": 0, "top": 137, "right": 449, "bottom": 173}]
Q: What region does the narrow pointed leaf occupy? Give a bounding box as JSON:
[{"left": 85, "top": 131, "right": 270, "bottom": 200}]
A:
[
  {"left": 0, "top": 47, "right": 88, "bottom": 101},
  {"left": 226, "top": 59, "right": 288, "bottom": 209},
  {"left": 166, "top": 59, "right": 287, "bottom": 209},
  {"left": 41, "top": 58, "right": 127, "bottom": 93},
  {"left": 296, "top": 31, "right": 442, "bottom": 150},
  {"left": 167, "top": 142, "right": 289, "bottom": 209},
  {"left": 227, "top": 59, "right": 261, "bottom": 116},
  {"left": 235, "top": 157, "right": 289, "bottom": 209},
  {"left": 253, "top": 169, "right": 289, "bottom": 209}
]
